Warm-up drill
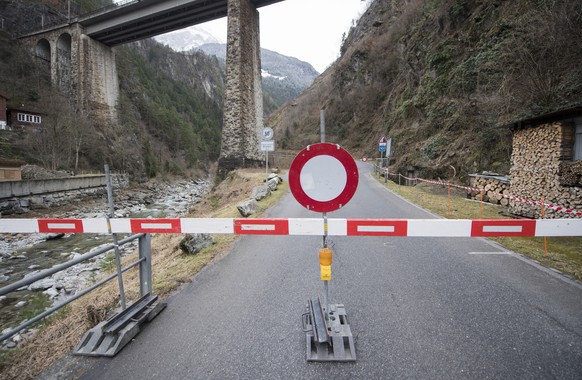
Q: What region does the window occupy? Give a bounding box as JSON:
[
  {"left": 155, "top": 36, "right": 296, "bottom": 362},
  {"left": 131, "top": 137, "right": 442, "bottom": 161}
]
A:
[
  {"left": 17, "top": 113, "right": 42, "bottom": 124},
  {"left": 575, "top": 122, "right": 582, "bottom": 160}
]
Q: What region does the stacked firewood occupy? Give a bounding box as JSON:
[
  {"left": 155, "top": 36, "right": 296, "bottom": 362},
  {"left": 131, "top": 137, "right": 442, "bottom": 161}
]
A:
[
  {"left": 559, "top": 161, "right": 582, "bottom": 186},
  {"left": 509, "top": 122, "right": 582, "bottom": 218},
  {"left": 467, "top": 175, "right": 511, "bottom": 206}
]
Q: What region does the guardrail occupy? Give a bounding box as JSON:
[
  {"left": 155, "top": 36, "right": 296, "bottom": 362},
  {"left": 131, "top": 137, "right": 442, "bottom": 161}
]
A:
[{"left": 0, "top": 233, "right": 152, "bottom": 345}]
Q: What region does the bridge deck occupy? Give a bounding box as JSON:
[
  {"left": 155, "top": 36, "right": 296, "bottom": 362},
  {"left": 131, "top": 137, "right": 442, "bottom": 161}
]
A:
[{"left": 80, "top": 0, "right": 286, "bottom": 46}]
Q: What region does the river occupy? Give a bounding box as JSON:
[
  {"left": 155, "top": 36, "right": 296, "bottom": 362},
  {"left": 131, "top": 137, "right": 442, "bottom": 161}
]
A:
[{"left": 0, "top": 178, "right": 211, "bottom": 345}]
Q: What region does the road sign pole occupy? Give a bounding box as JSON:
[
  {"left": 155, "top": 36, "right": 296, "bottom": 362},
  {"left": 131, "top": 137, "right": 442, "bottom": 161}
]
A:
[
  {"left": 320, "top": 109, "right": 325, "bottom": 143},
  {"left": 320, "top": 110, "right": 329, "bottom": 314},
  {"left": 322, "top": 212, "right": 329, "bottom": 313},
  {"left": 265, "top": 151, "right": 268, "bottom": 183}
]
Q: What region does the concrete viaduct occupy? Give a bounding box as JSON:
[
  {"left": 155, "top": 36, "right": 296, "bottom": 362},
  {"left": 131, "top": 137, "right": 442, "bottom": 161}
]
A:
[{"left": 20, "top": 0, "right": 285, "bottom": 175}]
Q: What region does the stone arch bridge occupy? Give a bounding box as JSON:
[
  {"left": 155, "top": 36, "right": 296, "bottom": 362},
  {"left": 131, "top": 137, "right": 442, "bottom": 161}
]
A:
[{"left": 19, "top": 0, "right": 285, "bottom": 175}]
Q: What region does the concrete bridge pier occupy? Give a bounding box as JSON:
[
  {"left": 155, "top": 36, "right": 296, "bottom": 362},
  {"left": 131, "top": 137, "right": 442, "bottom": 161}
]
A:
[{"left": 218, "top": 0, "right": 264, "bottom": 177}]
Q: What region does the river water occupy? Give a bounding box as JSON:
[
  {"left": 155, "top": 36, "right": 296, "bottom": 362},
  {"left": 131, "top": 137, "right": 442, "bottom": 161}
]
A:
[{"left": 0, "top": 178, "right": 211, "bottom": 344}]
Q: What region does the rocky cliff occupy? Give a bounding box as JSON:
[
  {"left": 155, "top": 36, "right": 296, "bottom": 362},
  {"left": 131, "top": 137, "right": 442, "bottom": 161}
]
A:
[{"left": 268, "top": 0, "right": 582, "bottom": 180}]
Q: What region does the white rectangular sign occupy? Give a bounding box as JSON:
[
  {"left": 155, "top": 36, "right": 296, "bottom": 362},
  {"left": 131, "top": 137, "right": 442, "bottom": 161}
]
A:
[{"left": 260, "top": 140, "right": 275, "bottom": 152}]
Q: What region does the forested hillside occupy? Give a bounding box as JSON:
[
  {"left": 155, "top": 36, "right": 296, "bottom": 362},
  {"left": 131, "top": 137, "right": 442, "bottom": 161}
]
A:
[
  {"left": 115, "top": 40, "right": 224, "bottom": 178},
  {"left": 0, "top": 1, "right": 225, "bottom": 180},
  {"left": 269, "top": 0, "right": 582, "bottom": 179}
]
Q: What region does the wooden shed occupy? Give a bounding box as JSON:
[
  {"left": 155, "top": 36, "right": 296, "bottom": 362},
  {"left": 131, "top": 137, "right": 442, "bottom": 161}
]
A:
[
  {"left": 6, "top": 108, "right": 45, "bottom": 131},
  {"left": 0, "top": 158, "right": 26, "bottom": 181},
  {"left": 508, "top": 107, "right": 582, "bottom": 218}
]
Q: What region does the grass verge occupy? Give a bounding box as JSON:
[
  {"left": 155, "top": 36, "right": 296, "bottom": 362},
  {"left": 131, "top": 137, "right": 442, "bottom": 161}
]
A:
[
  {"left": 373, "top": 172, "right": 582, "bottom": 281},
  {"left": 0, "top": 169, "right": 288, "bottom": 380}
]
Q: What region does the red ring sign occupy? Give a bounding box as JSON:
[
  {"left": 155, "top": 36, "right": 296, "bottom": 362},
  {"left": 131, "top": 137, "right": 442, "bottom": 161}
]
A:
[{"left": 289, "top": 143, "right": 359, "bottom": 212}]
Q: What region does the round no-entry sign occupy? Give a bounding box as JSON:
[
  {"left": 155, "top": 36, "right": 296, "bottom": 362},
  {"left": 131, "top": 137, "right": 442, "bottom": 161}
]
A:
[{"left": 289, "top": 143, "right": 359, "bottom": 212}]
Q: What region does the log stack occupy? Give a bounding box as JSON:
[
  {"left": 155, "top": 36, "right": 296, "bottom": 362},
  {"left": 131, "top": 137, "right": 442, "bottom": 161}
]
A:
[
  {"left": 468, "top": 174, "right": 511, "bottom": 206},
  {"left": 509, "top": 122, "right": 582, "bottom": 219}
]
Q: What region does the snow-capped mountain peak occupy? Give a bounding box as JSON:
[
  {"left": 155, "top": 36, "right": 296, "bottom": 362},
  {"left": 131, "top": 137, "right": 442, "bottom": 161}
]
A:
[{"left": 154, "top": 26, "right": 223, "bottom": 52}]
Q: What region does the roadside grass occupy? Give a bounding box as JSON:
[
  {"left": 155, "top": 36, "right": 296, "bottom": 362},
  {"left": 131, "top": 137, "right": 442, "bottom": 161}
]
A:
[
  {"left": 0, "top": 170, "right": 288, "bottom": 380},
  {"left": 373, "top": 172, "right": 582, "bottom": 281}
]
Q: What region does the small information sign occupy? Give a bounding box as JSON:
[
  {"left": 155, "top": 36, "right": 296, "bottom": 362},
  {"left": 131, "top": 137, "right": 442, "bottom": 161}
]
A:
[{"left": 260, "top": 140, "right": 275, "bottom": 152}]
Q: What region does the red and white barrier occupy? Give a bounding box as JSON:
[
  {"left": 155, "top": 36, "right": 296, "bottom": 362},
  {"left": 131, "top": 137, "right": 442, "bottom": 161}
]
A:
[{"left": 1, "top": 218, "right": 581, "bottom": 237}]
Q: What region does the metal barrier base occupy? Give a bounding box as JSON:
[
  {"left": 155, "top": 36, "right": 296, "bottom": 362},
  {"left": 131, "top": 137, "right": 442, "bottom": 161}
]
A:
[
  {"left": 303, "top": 301, "right": 356, "bottom": 362},
  {"left": 73, "top": 294, "right": 166, "bottom": 357}
]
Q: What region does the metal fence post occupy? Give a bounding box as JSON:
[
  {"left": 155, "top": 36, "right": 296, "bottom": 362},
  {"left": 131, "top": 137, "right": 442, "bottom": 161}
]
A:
[
  {"left": 105, "top": 164, "right": 127, "bottom": 310},
  {"left": 139, "top": 233, "right": 152, "bottom": 296}
]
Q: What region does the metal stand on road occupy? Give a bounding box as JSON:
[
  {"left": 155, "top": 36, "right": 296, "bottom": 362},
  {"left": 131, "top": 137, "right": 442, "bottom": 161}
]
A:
[
  {"left": 303, "top": 297, "right": 356, "bottom": 362},
  {"left": 72, "top": 169, "right": 167, "bottom": 357},
  {"left": 301, "top": 110, "right": 356, "bottom": 362},
  {"left": 302, "top": 213, "right": 357, "bottom": 362},
  {"left": 73, "top": 294, "right": 166, "bottom": 357}
]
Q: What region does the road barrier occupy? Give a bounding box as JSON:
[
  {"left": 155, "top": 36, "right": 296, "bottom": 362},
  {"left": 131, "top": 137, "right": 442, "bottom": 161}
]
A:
[{"left": 1, "top": 217, "right": 581, "bottom": 236}]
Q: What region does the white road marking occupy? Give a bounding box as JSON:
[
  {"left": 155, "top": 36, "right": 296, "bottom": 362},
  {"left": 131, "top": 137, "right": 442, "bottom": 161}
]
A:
[{"left": 468, "top": 251, "right": 512, "bottom": 255}]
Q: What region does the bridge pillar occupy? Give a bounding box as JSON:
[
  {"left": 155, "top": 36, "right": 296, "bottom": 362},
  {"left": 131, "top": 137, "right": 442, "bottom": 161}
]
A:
[
  {"left": 218, "top": 0, "right": 264, "bottom": 177},
  {"left": 21, "top": 25, "right": 118, "bottom": 124}
]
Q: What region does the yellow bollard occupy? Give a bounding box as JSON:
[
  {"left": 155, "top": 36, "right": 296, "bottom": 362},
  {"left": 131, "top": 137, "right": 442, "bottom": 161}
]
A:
[{"left": 319, "top": 248, "right": 332, "bottom": 281}]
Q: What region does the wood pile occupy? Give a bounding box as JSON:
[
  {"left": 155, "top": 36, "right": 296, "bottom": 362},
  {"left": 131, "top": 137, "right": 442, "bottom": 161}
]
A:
[
  {"left": 468, "top": 174, "right": 511, "bottom": 206},
  {"left": 509, "top": 122, "right": 582, "bottom": 219},
  {"left": 559, "top": 161, "right": 582, "bottom": 186}
]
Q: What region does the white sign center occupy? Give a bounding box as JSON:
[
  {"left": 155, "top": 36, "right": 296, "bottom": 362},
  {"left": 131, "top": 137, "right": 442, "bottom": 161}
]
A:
[{"left": 300, "top": 155, "right": 347, "bottom": 202}]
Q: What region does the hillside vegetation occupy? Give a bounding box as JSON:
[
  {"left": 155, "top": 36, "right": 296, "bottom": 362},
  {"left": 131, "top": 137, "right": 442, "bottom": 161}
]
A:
[
  {"left": 268, "top": 0, "right": 582, "bottom": 180},
  {"left": 0, "top": 0, "right": 316, "bottom": 180},
  {"left": 0, "top": 2, "right": 225, "bottom": 181}
]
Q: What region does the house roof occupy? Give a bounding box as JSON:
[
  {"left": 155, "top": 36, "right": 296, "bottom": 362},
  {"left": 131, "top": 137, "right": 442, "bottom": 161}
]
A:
[
  {"left": 7, "top": 108, "right": 46, "bottom": 116},
  {"left": 0, "top": 157, "right": 26, "bottom": 167},
  {"left": 505, "top": 106, "right": 582, "bottom": 130}
]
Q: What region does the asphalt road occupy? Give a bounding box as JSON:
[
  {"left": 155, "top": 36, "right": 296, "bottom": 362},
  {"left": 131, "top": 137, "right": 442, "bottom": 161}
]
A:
[{"left": 49, "top": 162, "right": 582, "bottom": 379}]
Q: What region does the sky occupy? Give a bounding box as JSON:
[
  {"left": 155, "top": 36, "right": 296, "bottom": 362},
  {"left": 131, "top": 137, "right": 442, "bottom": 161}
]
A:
[{"left": 199, "top": 0, "right": 371, "bottom": 73}]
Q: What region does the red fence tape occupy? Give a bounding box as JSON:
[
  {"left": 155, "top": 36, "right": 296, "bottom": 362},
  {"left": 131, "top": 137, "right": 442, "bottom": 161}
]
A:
[{"left": 379, "top": 168, "right": 582, "bottom": 217}]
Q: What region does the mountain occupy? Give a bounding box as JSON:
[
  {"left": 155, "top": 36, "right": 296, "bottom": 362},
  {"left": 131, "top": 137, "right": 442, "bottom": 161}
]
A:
[
  {"left": 153, "top": 26, "right": 319, "bottom": 115},
  {"left": 154, "top": 26, "right": 223, "bottom": 52},
  {"left": 267, "top": 0, "right": 582, "bottom": 180},
  {"left": 195, "top": 43, "right": 319, "bottom": 115}
]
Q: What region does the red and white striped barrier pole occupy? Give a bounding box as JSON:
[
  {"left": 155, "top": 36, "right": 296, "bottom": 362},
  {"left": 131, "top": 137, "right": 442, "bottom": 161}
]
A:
[{"left": 1, "top": 218, "right": 581, "bottom": 237}]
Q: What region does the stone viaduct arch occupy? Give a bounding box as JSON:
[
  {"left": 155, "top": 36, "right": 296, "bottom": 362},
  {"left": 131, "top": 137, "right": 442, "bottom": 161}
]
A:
[
  {"left": 23, "top": 24, "right": 119, "bottom": 122},
  {"left": 20, "top": 0, "right": 272, "bottom": 175}
]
